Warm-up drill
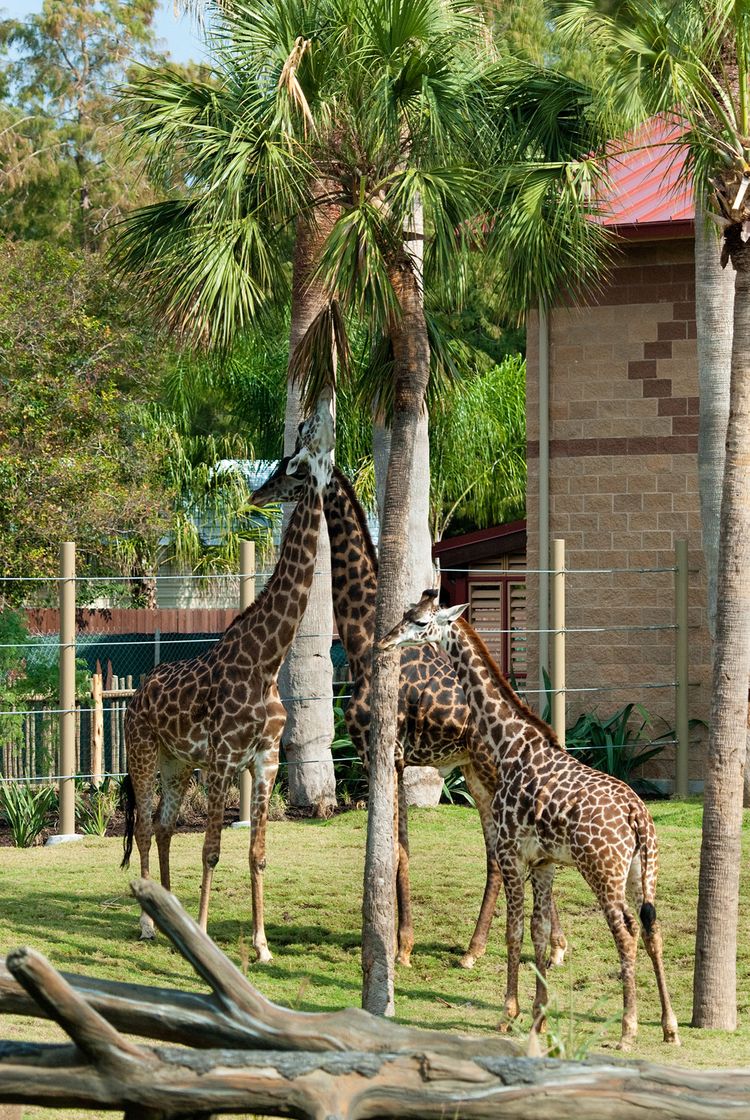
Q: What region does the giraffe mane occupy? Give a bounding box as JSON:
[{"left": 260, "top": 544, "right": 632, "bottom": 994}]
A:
[
  {"left": 331, "top": 467, "right": 379, "bottom": 574},
  {"left": 455, "top": 617, "right": 563, "bottom": 749},
  {"left": 223, "top": 480, "right": 320, "bottom": 635}
]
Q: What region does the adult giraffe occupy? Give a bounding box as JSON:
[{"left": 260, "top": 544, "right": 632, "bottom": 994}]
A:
[
  {"left": 121, "top": 403, "right": 334, "bottom": 958},
  {"left": 380, "top": 590, "right": 680, "bottom": 1050},
  {"left": 252, "top": 458, "right": 567, "bottom": 970}
]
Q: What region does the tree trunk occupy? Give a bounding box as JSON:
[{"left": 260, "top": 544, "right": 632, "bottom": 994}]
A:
[
  {"left": 693, "top": 210, "right": 750, "bottom": 809},
  {"left": 695, "top": 207, "right": 734, "bottom": 634},
  {"left": 692, "top": 226, "right": 750, "bottom": 1029},
  {"left": 279, "top": 204, "right": 338, "bottom": 815},
  {"left": 362, "top": 257, "right": 431, "bottom": 1016}
]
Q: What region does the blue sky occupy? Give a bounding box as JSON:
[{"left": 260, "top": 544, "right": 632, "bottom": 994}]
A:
[{"left": 3, "top": 0, "right": 205, "bottom": 64}]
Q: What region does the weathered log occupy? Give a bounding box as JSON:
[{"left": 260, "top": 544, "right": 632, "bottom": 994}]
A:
[{"left": 2, "top": 880, "right": 750, "bottom": 1119}]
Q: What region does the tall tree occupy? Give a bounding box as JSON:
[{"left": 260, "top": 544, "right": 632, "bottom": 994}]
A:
[
  {"left": 558, "top": 0, "right": 750, "bottom": 1028},
  {"left": 0, "top": 0, "right": 161, "bottom": 247},
  {"left": 113, "top": 0, "right": 513, "bottom": 1012}
]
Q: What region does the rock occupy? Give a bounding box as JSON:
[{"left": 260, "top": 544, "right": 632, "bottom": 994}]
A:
[{"left": 402, "top": 765, "right": 444, "bottom": 807}]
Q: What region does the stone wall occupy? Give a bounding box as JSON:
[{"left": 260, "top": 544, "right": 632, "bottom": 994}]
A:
[{"left": 526, "top": 238, "right": 710, "bottom": 785}]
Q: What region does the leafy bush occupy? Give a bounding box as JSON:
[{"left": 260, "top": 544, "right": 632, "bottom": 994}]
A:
[
  {"left": 329, "top": 689, "right": 366, "bottom": 803},
  {"left": 564, "top": 704, "right": 669, "bottom": 795},
  {"left": 76, "top": 778, "right": 120, "bottom": 837},
  {"left": 0, "top": 782, "right": 57, "bottom": 847},
  {"left": 441, "top": 768, "right": 476, "bottom": 806}
]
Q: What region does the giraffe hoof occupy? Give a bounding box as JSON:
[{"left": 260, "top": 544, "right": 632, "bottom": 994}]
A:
[
  {"left": 663, "top": 1030, "right": 681, "bottom": 1046},
  {"left": 255, "top": 947, "right": 273, "bottom": 964},
  {"left": 138, "top": 929, "right": 156, "bottom": 942},
  {"left": 548, "top": 947, "right": 566, "bottom": 968},
  {"left": 497, "top": 1021, "right": 514, "bottom": 1034},
  {"left": 459, "top": 953, "right": 476, "bottom": 970},
  {"left": 616, "top": 1037, "right": 635, "bottom": 1052},
  {"left": 396, "top": 953, "right": 412, "bottom": 968}
]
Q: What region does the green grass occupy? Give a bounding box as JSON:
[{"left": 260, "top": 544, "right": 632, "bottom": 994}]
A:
[{"left": 1, "top": 800, "right": 749, "bottom": 1120}]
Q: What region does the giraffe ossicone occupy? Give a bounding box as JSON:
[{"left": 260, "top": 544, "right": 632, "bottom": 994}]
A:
[{"left": 380, "top": 589, "right": 680, "bottom": 1050}]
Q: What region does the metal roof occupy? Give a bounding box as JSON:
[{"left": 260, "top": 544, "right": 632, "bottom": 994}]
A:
[{"left": 597, "top": 118, "right": 694, "bottom": 235}]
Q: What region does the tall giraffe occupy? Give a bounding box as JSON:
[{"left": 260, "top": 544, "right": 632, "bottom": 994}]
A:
[
  {"left": 252, "top": 459, "right": 567, "bottom": 969},
  {"left": 380, "top": 590, "right": 680, "bottom": 1050},
  {"left": 121, "top": 403, "right": 334, "bottom": 959}
]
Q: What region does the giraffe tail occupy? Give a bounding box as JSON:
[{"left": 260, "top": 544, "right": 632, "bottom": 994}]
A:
[
  {"left": 633, "top": 805, "right": 657, "bottom": 934},
  {"left": 120, "top": 772, "right": 136, "bottom": 870}
]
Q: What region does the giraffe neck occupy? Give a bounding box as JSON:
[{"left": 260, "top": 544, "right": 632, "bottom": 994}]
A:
[
  {"left": 442, "top": 619, "right": 559, "bottom": 757},
  {"left": 324, "top": 469, "right": 378, "bottom": 681},
  {"left": 218, "top": 473, "right": 324, "bottom": 677}
]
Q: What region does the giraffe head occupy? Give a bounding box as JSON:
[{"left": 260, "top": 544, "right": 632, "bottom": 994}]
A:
[
  {"left": 377, "top": 588, "right": 468, "bottom": 651},
  {"left": 252, "top": 402, "right": 334, "bottom": 507},
  {"left": 251, "top": 455, "right": 300, "bottom": 508}
]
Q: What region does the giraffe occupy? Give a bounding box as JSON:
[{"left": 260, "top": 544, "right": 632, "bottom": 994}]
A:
[
  {"left": 121, "top": 402, "right": 335, "bottom": 959},
  {"left": 252, "top": 457, "right": 567, "bottom": 970},
  {"left": 379, "top": 589, "right": 680, "bottom": 1050}
]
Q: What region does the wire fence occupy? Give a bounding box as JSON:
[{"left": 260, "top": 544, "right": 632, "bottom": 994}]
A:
[{"left": 0, "top": 541, "right": 703, "bottom": 808}]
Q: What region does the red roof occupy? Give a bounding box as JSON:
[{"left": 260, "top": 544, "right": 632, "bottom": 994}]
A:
[{"left": 597, "top": 118, "right": 694, "bottom": 236}]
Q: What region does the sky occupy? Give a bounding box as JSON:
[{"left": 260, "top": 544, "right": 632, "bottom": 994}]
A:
[{"left": 2, "top": 0, "right": 206, "bottom": 64}]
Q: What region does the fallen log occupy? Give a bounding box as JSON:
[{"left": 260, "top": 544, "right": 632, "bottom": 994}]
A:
[{"left": 1, "top": 879, "right": 749, "bottom": 1119}]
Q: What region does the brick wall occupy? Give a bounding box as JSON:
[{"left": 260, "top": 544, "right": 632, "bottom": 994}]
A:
[{"left": 526, "top": 238, "right": 710, "bottom": 784}]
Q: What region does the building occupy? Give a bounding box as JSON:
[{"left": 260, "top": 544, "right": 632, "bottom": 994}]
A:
[{"left": 525, "top": 119, "right": 710, "bottom": 785}]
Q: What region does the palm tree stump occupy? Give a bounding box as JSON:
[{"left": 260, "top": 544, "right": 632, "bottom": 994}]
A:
[{"left": 1, "top": 880, "right": 750, "bottom": 1118}]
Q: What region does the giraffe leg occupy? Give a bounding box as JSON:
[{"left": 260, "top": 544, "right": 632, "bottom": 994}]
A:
[
  {"left": 583, "top": 865, "right": 639, "bottom": 1050},
  {"left": 627, "top": 854, "right": 680, "bottom": 1045},
  {"left": 197, "top": 765, "right": 233, "bottom": 934},
  {"left": 125, "top": 732, "right": 159, "bottom": 940},
  {"left": 548, "top": 895, "right": 568, "bottom": 968},
  {"left": 496, "top": 848, "right": 526, "bottom": 1031},
  {"left": 530, "top": 864, "right": 555, "bottom": 1032},
  {"left": 459, "top": 763, "right": 502, "bottom": 970},
  {"left": 154, "top": 755, "right": 194, "bottom": 892},
  {"left": 248, "top": 745, "right": 279, "bottom": 963},
  {"left": 395, "top": 767, "right": 415, "bottom": 967}
]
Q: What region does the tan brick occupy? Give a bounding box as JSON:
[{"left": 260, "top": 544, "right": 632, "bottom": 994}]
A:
[
  {"left": 614, "top": 493, "right": 643, "bottom": 512},
  {"left": 627, "top": 473, "right": 658, "bottom": 493},
  {"left": 642, "top": 530, "right": 673, "bottom": 549},
  {"left": 584, "top": 493, "right": 614, "bottom": 513},
  {"left": 657, "top": 511, "right": 689, "bottom": 532},
  {"left": 628, "top": 512, "right": 656, "bottom": 532}
]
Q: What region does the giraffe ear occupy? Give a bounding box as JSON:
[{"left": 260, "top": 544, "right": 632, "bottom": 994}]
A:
[
  {"left": 438, "top": 603, "right": 469, "bottom": 624},
  {"left": 286, "top": 446, "right": 310, "bottom": 476}
]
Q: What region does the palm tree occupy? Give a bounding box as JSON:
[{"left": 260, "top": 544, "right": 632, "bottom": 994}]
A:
[
  {"left": 113, "top": 0, "right": 498, "bottom": 1013},
  {"left": 557, "top": 0, "right": 750, "bottom": 1029}
]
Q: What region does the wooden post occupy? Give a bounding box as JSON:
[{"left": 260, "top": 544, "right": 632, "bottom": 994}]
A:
[
  {"left": 50, "top": 542, "right": 80, "bottom": 843},
  {"left": 235, "top": 540, "right": 255, "bottom": 828},
  {"left": 674, "top": 538, "right": 690, "bottom": 799},
  {"left": 91, "top": 669, "right": 104, "bottom": 785},
  {"left": 111, "top": 676, "right": 120, "bottom": 775},
  {"left": 550, "top": 538, "right": 566, "bottom": 748}
]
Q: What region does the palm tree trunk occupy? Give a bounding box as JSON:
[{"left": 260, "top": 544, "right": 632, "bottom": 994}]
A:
[
  {"left": 279, "top": 202, "right": 338, "bottom": 815},
  {"left": 693, "top": 210, "right": 750, "bottom": 809},
  {"left": 692, "top": 225, "right": 750, "bottom": 1028},
  {"left": 362, "top": 256, "right": 431, "bottom": 1015}
]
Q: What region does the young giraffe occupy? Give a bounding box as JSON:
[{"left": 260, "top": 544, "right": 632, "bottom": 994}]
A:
[
  {"left": 121, "top": 403, "right": 334, "bottom": 958},
  {"left": 379, "top": 590, "right": 680, "bottom": 1050},
  {"left": 252, "top": 458, "right": 567, "bottom": 970}
]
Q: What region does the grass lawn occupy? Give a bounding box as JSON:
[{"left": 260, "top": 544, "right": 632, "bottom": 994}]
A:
[{"left": 1, "top": 799, "right": 749, "bottom": 1119}]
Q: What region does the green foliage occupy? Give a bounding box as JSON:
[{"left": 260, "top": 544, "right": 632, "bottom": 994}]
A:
[
  {"left": 0, "top": 782, "right": 57, "bottom": 847},
  {"left": 76, "top": 778, "right": 120, "bottom": 837},
  {"left": 430, "top": 353, "right": 526, "bottom": 536},
  {"left": 440, "top": 768, "right": 475, "bottom": 806},
  {"left": 329, "top": 690, "right": 366, "bottom": 803},
  {"left": 565, "top": 703, "right": 670, "bottom": 795},
  {"left": 0, "top": 239, "right": 175, "bottom": 598},
  {"left": 0, "top": 0, "right": 165, "bottom": 248}
]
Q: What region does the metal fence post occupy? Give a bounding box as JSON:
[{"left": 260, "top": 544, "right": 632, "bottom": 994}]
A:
[
  {"left": 674, "top": 539, "right": 689, "bottom": 799},
  {"left": 49, "top": 541, "right": 81, "bottom": 843},
  {"left": 550, "top": 538, "right": 566, "bottom": 748},
  {"left": 235, "top": 540, "right": 256, "bottom": 828}
]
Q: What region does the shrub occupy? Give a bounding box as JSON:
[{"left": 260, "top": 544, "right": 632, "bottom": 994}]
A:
[
  {"left": 76, "top": 778, "right": 120, "bottom": 837},
  {"left": 0, "top": 782, "right": 57, "bottom": 847}
]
